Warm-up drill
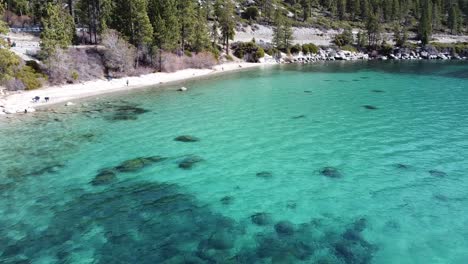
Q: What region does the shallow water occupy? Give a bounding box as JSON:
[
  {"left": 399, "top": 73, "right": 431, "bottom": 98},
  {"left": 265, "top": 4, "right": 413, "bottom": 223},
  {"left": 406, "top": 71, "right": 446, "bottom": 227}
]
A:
[{"left": 1, "top": 61, "right": 468, "bottom": 264}]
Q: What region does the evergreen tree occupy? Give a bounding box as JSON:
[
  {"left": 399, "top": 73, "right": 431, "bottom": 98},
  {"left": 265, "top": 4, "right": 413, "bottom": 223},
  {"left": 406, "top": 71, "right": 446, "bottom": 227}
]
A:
[
  {"left": 418, "top": 0, "right": 432, "bottom": 45},
  {"left": 215, "top": 0, "right": 235, "bottom": 54},
  {"left": 111, "top": 0, "right": 153, "bottom": 47},
  {"left": 366, "top": 12, "right": 381, "bottom": 47},
  {"left": 448, "top": 3, "right": 462, "bottom": 34},
  {"left": 272, "top": 10, "right": 294, "bottom": 53},
  {"left": 178, "top": 0, "right": 197, "bottom": 51},
  {"left": 40, "top": 3, "right": 75, "bottom": 56},
  {"left": 149, "top": 0, "right": 180, "bottom": 51},
  {"left": 193, "top": 4, "right": 211, "bottom": 53}
]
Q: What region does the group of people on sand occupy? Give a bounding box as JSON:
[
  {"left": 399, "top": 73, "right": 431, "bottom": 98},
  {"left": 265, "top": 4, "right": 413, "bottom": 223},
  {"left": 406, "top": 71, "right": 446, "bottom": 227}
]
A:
[{"left": 32, "top": 96, "right": 49, "bottom": 103}]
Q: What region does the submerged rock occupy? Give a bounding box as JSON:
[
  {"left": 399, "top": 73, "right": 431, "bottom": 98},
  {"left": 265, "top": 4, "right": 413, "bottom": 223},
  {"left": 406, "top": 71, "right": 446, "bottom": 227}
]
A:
[
  {"left": 320, "top": 167, "right": 342, "bottom": 178},
  {"left": 429, "top": 170, "right": 447, "bottom": 178},
  {"left": 91, "top": 170, "right": 117, "bottom": 186},
  {"left": 292, "top": 115, "right": 306, "bottom": 119},
  {"left": 251, "top": 212, "right": 272, "bottom": 226},
  {"left": 371, "top": 90, "right": 385, "bottom": 93},
  {"left": 304, "top": 91, "right": 312, "bottom": 93},
  {"left": 256, "top": 171, "right": 273, "bottom": 179},
  {"left": 363, "top": 105, "right": 378, "bottom": 110},
  {"left": 178, "top": 155, "right": 204, "bottom": 169},
  {"left": 395, "top": 163, "right": 410, "bottom": 169},
  {"left": 220, "top": 196, "right": 234, "bottom": 205},
  {"left": 274, "top": 221, "right": 295, "bottom": 236},
  {"left": 115, "top": 156, "right": 166, "bottom": 172},
  {"left": 174, "top": 135, "right": 200, "bottom": 142}
]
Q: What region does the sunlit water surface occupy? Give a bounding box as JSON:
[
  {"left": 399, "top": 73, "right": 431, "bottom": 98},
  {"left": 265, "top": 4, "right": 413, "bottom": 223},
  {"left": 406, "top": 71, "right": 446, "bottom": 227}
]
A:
[{"left": 1, "top": 61, "right": 468, "bottom": 264}]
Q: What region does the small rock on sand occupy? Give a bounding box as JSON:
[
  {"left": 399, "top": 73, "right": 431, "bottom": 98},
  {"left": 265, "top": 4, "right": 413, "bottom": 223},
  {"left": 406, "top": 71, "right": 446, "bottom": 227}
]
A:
[{"left": 65, "top": 102, "right": 75, "bottom": 106}]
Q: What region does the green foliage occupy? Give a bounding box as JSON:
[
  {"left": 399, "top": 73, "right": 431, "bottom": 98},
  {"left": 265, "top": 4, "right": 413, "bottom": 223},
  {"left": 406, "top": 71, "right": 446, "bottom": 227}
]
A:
[
  {"left": 302, "top": 43, "right": 319, "bottom": 54},
  {"left": 0, "top": 49, "right": 21, "bottom": 81},
  {"left": 111, "top": 0, "right": 153, "bottom": 47},
  {"left": 290, "top": 44, "right": 302, "bottom": 54},
  {"left": 418, "top": 0, "right": 432, "bottom": 45},
  {"left": 341, "top": 45, "right": 358, "bottom": 52},
  {"left": 334, "top": 29, "right": 354, "bottom": 47},
  {"left": 40, "top": 3, "right": 75, "bottom": 56},
  {"left": 244, "top": 6, "right": 259, "bottom": 20},
  {"left": 393, "top": 24, "right": 408, "bottom": 47},
  {"left": 15, "top": 66, "right": 45, "bottom": 90},
  {"left": 272, "top": 10, "right": 294, "bottom": 52},
  {"left": 215, "top": 0, "right": 236, "bottom": 54},
  {"left": 149, "top": 0, "right": 180, "bottom": 51},
  {"left": 233, "top": 42, "right": 265, "bottom": 62}
]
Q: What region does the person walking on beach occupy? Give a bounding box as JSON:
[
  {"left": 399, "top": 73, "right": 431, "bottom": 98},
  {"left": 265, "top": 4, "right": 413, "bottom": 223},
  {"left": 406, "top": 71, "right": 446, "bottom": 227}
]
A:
[{"left": 126, "top": 80, "right": 129, "bottom": 86}]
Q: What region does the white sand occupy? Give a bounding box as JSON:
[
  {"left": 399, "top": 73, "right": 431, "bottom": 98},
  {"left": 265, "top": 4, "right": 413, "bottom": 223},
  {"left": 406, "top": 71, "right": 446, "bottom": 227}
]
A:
[{"left": 0, "top": 62, "right": 265, "bottom": 116}]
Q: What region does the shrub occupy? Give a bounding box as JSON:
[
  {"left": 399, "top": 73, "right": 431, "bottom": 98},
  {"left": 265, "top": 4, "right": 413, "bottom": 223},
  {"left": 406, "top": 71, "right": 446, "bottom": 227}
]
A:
[
  {"left": 159, "top": 52, "right": 218, "bottom": 73},
  {"left": 101, "top": 29, "right": 136, "bottom": 74},
  {"left": 15, "top": 66, "right": 45, "bottom": 90},
  {"left": 341, "top": 45, "right": 358, "bottom": 52},
  {"left": 334, "top": 29, "right": 354, "bottom": 47},
  {"left": 302, "top": 43, "right": 319, "bottom": 54},
  {"left": 5, "top": 78, "right": 25, "bottom": 91},
  {"left": 290, "top": 44, "right": 302, "bottom": 54},
  {"left": 243, "top": 6, "right": 259, "bottom": 20},
  {"left": 232, "top": 42, "right": 265, "bottom": 62},
  {"left": 226, "top": 54, "right": 234, "bottom": 61}
]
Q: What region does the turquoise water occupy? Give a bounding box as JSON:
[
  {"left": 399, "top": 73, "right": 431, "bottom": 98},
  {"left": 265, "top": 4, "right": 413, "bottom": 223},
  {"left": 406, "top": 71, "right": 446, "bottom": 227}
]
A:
[{"left": 1, "top": 61, "right": 468, "bottom": 264}]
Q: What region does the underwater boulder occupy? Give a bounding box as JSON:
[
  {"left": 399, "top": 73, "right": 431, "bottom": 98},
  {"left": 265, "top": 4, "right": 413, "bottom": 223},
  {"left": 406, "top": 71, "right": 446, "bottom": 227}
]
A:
[
  {"left": 363, "top": 105, "right": 378, "bottom": 110},
  {"left": 174, "top": 135, "right": 200, "bottom": 142},
  {"left": 115, "top": 156, "right": 166, "bottom": 172},
  {"left": 320, "top": 167, "right": 342, "bottom": 178},
  {"left": 274, "top": 221, "right": 295, "bottom": 236},
  {"left": 256, "top": 171, "right": 273, "bottom": 179},
  {"left": 220, "top": 196, "right": 234, "bottom": 205},
  {"left": 207, "top": 231, "right": 234, "bottom": 250},
  {"left": 429, "top": 170, "right": 447, "bottom": 178},
  {"left": 178, "top": 155, "right": 204, "bottom": 170},
  {"left": 250, "top": 212, "right": 272, "bottom": 226},
  {"left": 91, "top": 170, "right": 117, "bottom": 186}
]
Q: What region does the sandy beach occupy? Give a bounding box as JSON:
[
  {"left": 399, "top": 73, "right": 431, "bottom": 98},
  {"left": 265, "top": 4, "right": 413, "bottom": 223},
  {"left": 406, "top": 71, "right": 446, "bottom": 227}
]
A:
[{"left": 0, "top": 62, "right": 266, "bottom": 116}]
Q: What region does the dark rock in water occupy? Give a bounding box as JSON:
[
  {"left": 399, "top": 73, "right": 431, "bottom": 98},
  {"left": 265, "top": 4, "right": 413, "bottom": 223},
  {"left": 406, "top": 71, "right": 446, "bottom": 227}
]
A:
[
  {"left": 320, "top": 167, "right": 342, "bottom": 178},
  {"left": 256, "top": 171, "right": 273, "bottom": 179},
  {"left": 304, "top": 91, "right": 312, "bottom": 93},
  {"left": 395, "top": 163, "right": 410, "bottom": 169},
  {"left": 256, "top": 234, "right": 283, "bottom": 258},
  {"left": 2, "top": 244, "right": 23, "bottom": 257},
  {"left": 433, "top": 194, "right": 449, "bottom": 201},
  {"left": 360, "top": 76, "right": 370, "bottom": 79},
  {"left": 363, "top": 105, "right": 378, "bottom": 110},
  {"left": 291, "top": 240, "right": 314, "bottom": 260},
  {"left": 91, "top": 170, "right": 117, "bottom": 186},
  {"left": 102, "top": 103, "right": 150, "bottom": 121},
  {"left": 207, "top": 231, "right": 234, "bottom": 250},
  {"left": 372, "top": 89, "right": 385, "bottom": 93},
  {"left": 286, "top": 201, "right": 297, "bottom": 209},
  {"left": 429, "top": 170, "right": 447, "bottom": 178},
  {"left": 220, "top": 196, "right": 234, "bottom": 205},
  {"left": 115, "top": 156, "right": 166, "bottom": 172},
  {"left": 292, "top": 115, "right": 306, "bottom": 119},
  {"left": 274, "top": 221, "right": 295, "bottom": 236},
  {"left": 0, "top": 182, "right": 15, "bottom": 192},
  {"left": 174, "top": 135, "right": 200, "bottom": 142},
  {"left": 251, "top": 212, "right": 272, "bottom": 226},
  {"left": 352, "top": 79, "right": 360, "bottom": 82},
  {"left": 343, "top": 229, "right": 362, "bottom": 241},
  {"left": 353, "top": 218, "right": 367, "bottom": 232},
  {"left": 178, "top": 155, "right": 204, "bottom": 170},
  {"left": 333, "top": 242, "right": 355, "bottom": 263}
]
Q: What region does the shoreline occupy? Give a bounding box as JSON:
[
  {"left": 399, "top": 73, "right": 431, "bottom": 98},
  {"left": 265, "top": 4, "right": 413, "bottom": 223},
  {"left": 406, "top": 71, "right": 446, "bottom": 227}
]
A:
[{"left": 0, "top": 62, "right": 267, "bottom": 117}]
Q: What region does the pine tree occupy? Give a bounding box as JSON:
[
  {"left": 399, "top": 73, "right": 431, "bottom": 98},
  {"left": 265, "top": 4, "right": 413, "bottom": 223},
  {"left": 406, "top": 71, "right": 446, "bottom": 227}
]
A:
[
  {"left": 272, "top": 10, "right": 284, "bottom": 50},
  {"left": 112, "top": 0, "right": 153, "bottom": 47},
  {"left": 40, "top": 3, "right": 75, "bottom": 56},
  {"left": 448, "top": 3, "right": 462, "bottom": 34},
  {"left": 149, "top": 0, "right": 180, "bottom": 51},
  {"left": 178, "top": 0, "right": 197, "bottom": 51},
  {"left": 193, "top": 4, "right": 211, "bottom": 53},
  {"left": 215, "top": 0, "right": 235, "bottom": 54},
  {"left": 366, "top": 12, "right": 381, "bottom": 47},
  {"left": 418, "top": 0, "right": 432, "bottom": 45}
]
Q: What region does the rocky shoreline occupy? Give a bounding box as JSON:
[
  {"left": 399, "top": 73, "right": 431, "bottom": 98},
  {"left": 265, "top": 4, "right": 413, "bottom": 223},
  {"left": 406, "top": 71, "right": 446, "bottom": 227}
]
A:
[{"left": 270, "top": 48, "right": 468, "bottom": 64}]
